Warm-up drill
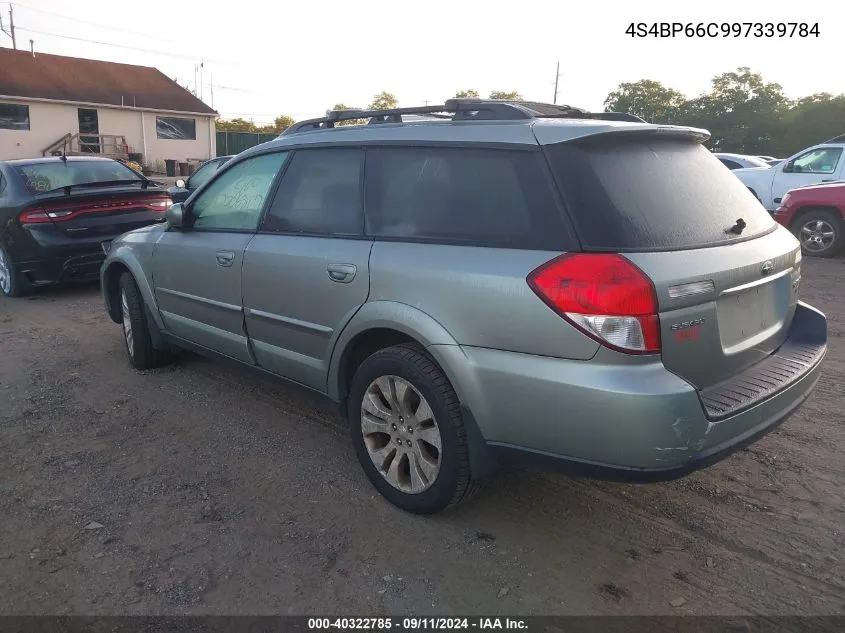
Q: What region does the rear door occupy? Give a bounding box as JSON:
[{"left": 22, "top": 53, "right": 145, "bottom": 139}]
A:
[
  {"left": 242, "top": 148, "right": 371, "bottom": 391},
  {"left": 541, "top": 131, "right": 801, "bottom": 389},
  {"left": 151, "top": 151, "right": 289, "bottom": 362}
]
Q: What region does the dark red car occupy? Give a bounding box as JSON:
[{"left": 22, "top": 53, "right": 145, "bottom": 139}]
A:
[{"left": 774, "top": 181, "right": 845, "bottom": 257}]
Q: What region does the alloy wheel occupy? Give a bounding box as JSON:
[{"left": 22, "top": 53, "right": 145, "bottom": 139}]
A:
[
  {"left": 360, "top": 375, "right": 442, "bottom": 494},
  {"left": 800, "top": 219, "right": 836, "bottom": 254},
  {"left": 121, "top": 288, "right": 135, "bottom": 357},
  {"left": 0, "top": 249, "right": 10, "bottom": 295}
]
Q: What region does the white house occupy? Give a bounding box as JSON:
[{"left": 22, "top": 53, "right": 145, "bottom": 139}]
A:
[{"left": 0, "top": 48, "right": 217, "bottom": 169}]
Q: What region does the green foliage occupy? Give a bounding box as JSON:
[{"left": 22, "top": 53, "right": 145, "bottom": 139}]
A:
[
  {"left": 455, "top": 89, "right": 480, "bottom": 98},
  {"left": 604, "top": 67, "right": 845, "bottom": 156},
  {"left": 488, "top": 90, "right": 522, "bottom": 100},
  {"left": 603, "top": 79, "right": 686, "bottom": 123},
  {"left": 369, "top": 92, "right": 398, "bottom": 110},
  {"left": 216, "top": 115, "right": 295, "bottom": 134}
]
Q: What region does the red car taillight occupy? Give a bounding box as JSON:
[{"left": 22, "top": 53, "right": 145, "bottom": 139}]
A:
[
  {"left": 527, "top": 253, "right": 661, "bottom": 355},
  {"left": 19, "top": 197, "right": 171, "bottom": 224}
]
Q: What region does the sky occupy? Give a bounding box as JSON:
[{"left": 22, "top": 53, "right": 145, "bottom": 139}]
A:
[{"left": 2, "top": 0, "right": 841, "bottom": 124}]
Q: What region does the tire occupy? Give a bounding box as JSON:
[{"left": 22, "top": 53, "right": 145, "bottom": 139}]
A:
[
  {"left": 348, "top": 343, "right": 477, "bottom": 515},
  {"left": 118, "top": 272, "right": 171, "bottom": 370},
  {"left": 792, "top": 210, "right": 844, "bottom": 258},
  {"left": 0, "top": 245, "right": 31, "bottom": 298}
]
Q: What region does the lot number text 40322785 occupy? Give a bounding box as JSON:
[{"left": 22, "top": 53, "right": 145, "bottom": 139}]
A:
[{"left": 626, "top": 22, "right": 820, "bottom": 38}]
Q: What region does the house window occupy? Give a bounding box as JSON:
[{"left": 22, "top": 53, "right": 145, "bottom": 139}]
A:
[
  {"left": 156, "top": 116, "right": 196, "bottom": 140},
  {"left": 0, "top": 103, "right": 30, "bottom": 130}
]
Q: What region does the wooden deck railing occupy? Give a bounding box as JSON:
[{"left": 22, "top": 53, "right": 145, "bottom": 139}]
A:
[{"left": 42, "top": 133, "right": 129, "bottom": 159}]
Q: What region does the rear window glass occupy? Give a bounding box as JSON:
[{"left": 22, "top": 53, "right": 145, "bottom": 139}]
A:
[
  {"left": 13, "top": 160, "right": 142, "bottom": 194},
  {"left": 365, "top": 147, "right": 570, "bottom": 249},
  {"left": 545, "top": 138, "right": 777, "bottom": 251}
]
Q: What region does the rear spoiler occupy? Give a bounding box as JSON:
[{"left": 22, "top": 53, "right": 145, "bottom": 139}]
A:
[{"left": 543, "top": 125, "right": 711, "bottom": 146}]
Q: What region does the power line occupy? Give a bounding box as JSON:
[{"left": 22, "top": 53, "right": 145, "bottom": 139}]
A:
[
  {"left": 11, "top": 2, "right": 182, "bottom": 45},
  {"left": 16, "top": 26, "right": 240, "bottom": 66}
]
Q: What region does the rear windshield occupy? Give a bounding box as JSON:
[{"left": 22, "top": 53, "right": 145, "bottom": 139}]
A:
[
  {"left": 13, "top": 160, "right": 142, "bottom": 194},
  {"left": 545, "top": 137, "right": 777, "bottom": 251}
]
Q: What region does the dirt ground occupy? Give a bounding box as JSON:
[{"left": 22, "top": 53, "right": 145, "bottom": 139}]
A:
[{"left": 1, "top": 258, "right": 843, "bottom": 617}]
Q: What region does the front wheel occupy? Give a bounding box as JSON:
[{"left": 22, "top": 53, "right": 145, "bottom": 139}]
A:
[
  {"left": 118, "top": 272, "right": 171, "bottom": 370},
  {"left": 348, "top": 343, "right": 477, "bottom": 514},
  {"left": 793, "top": 210, "right": 844, "bottom": 258}
]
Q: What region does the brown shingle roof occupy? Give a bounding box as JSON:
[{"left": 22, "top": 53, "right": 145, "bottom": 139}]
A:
[{"left": 0, "top": 49, "right": 217, "bottom": 115}]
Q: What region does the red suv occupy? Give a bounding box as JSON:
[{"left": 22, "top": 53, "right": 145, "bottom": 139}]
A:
[{"left": 774, "top": 181, "right": 845, "bottom": 257}]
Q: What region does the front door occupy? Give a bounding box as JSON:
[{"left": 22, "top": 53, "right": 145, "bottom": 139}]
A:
[
  {"left": 78, "top": 108, "right": 100, "bottom": 153},
  {"left": 151, "top": 151, "right": 290, "bottom": 363},
  {"left": 771, "top": 145, "right": 844, "bottom": 206},
  {"left": 242, "top": 148, "right": 372, "bottom": 391}
]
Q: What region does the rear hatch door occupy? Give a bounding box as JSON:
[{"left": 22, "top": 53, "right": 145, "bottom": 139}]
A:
[{"left": 539, "top": 127, "right": 801, "bottom": 389}]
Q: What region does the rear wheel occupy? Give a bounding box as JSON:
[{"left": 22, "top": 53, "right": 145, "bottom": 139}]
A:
[
  {"left": 0, "top": 245, "right": 30, "bottom": 298},
  {"left": 793, "top": 210, "right": 844, "bottom": 258},
  {"left": 118, "top": 272, "right": 170, "bottom": 370},
  {"left": 348, "top": 343, "right": 476, "bottom": 514}
]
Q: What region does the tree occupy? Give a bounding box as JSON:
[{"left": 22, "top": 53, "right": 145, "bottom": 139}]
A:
[
  {"left": 455, "top": 89, "right": 480, "bottom": 98},
  {"left": 603, "top": 79, "right": 686, "bottom": 123},
  {"left": 256, "top": 114, "right": 296, "bottom": 135},
  {"left": 369, "top": 91, "right": 398, "bottom": 110},
  {"left": 778, "top": 94, "right": 845, "bottom": 155},
  {"left": 215, "top": 117, "right": 258, "bottom": 132},
  {"left": 489, "top": 90, "right": 522, "bottom": 100},
  {"left": 700, "top": 67, "right": 789, "bottom": 153}
]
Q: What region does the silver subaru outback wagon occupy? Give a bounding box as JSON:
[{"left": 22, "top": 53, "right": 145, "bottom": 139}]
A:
[{"left": 101, "top": 100, "right": 827, "bottom": 514}]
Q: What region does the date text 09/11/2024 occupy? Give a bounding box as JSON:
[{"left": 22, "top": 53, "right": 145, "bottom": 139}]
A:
[
  {"left": 307, "top": 618, "right": 528, "bottom": 630},
  {"left": 626, "top": 22, "right": 820, "bottom": 38}
]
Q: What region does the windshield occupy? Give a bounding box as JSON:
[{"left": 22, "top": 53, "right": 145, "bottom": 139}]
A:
[
  {"left": 545, "top": 137, "right": 777, "bottom": 251},
  {"left": 13, "top": 160, "right": 142, "bottom": 194}
]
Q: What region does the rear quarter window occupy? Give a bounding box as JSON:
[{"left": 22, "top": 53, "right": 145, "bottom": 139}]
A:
[
  {"left": 545, "top": 138, "right": 777, "bottom": 251},
  {"left": 364, "top": 147, "right": 572, "bottom": 249}
]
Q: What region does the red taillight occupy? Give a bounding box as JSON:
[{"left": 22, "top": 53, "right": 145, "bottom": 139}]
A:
[
  {"left": 19, "top": 208, "right": 52, "bottom": 223},
  {"left": 527, "top": 253, "right": 661, "bottom": 354},
  {"left": 19, "top": 197, "right": 171, "bottom": 224}
]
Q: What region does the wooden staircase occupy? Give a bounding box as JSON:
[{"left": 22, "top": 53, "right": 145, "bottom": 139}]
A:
[{"left": 42, "top": 133, "right": 129, "bottom": 159}]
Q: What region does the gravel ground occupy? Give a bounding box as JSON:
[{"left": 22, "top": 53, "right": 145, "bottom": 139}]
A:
[{"left": 0, "top": 257, "right": 843, "bottom": 616}]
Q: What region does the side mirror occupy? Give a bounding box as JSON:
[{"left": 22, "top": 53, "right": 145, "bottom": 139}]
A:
[
  {"left": 175, "top": 179, "right": 186, "bottom": 188},
  {"left": 165, "top": 202, "right": 186, "bottom": 228}
]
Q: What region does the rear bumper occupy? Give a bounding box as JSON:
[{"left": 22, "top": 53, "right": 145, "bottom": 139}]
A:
[
  {"left": 18, "top": 251, "right": 105, "bottom": 285},
  {"left": 432, "top": 301, "right": 826, "bottom": 480}
]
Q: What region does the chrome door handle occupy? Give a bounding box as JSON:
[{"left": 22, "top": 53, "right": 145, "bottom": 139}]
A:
[
  {"left": 216, "top": 250, "right": 235, "bottom": 267},
  {"left": 327, "top": 263, "right": 357, "bottom": 283}
]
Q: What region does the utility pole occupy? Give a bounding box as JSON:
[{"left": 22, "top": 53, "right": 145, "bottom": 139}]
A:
[
  {"left": 199, "top": 60, "right": 204, "bottom": 101},
  {"left": 209, "top": 75, "right": 214, "bottom": 108},
  {"left": 2, "top": 3, "right": 18, "bottom": 49},
  {"left": 553, "top": 61, "right": 560, "bottom": 104}
]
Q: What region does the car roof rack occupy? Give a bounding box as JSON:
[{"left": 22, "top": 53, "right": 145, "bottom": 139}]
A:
[{"left": 280, "top": 99, "right": 645, "bottom": 135}]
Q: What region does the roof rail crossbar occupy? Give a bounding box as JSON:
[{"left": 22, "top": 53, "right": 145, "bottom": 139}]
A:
[{"left": 279, "top": 100, "right": 648, "bottom": 136}]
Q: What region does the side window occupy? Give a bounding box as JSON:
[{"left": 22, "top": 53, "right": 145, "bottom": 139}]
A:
[
  {"left": 719, "top": 158, "right": 741, "bottom": 170},
  {"left": 790, "top": 147, "right": 843, "bottom": 174},
  {"left": 187, "top": 159, "right": 221, "bottom": 191},
  {"left": 263, "top": 149, "right": 363, "bottom": 235},
  {"left": 365, "top": 147, "right": 565, "bottom": 248},
  {"left": 191, "top": 152, "right": 288, "bottom": 231},
  {"left": 0, "top": 173, "right": 6, "bottom": 194}
]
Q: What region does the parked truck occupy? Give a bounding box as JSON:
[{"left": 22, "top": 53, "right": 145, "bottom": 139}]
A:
[{"left": 733, "top": 136, "right": 845, "bottom": 212}]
